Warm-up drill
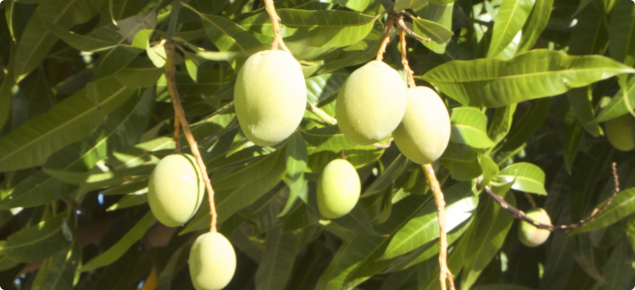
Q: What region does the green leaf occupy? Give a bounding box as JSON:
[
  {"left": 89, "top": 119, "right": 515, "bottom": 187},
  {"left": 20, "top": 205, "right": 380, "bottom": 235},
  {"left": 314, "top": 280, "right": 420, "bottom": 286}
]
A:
[
  {"left": 80, "top": 211, "right": 156, "bottom": 272},
  {"left": 608, "top": 0, "right": 635, "bottom": 67},
  {"left": 381, "top": 182, "right": 477, "bottom": 259},
  {"left": 14, "top": 0, "right": 106, "bottom": 80},
  {"left": 155, "top": 246, "right": 186, "bottom": 290},
  {"left": 439, "top": 142, "right": 482, "bottom": 181},
  {"left": 285, "top": 132, "right": 308, "bottom": 180},
  {"left": 571, "top": 188, "right": 635, "bottom": 234},
  {"left": 461, "top": 191, "right": 515, "bottom": 289},
  {"left": 363, "top": 154, "right": 409, "bottom": 197},
  {"left": 413, "top": 2, "right": 454, "bottom": 54},
  {"left": 600, "top": 238, "right": 633, "bottom": 289},
  {"left": 568, "top": 147, "right": 612, "bottom": 222},
  {"left": 517, "top": 0, "right": 554, "bottom": 54},
  {"left": 301, "top": 125, "right": 362, "bottom": 153},
  {"left": 500, "top": 98, "right": 551, "bottom": 151},
  {"left": 411, "top": 16, "right": 453, "bottom": 47},
  {"left": 421, "top": 50, "right": 635, "bottom": 107},
  {"left": 107, "top": 193, "right": 148, "bottom": 211},
  {"left": 394, "top": 0, "right": 429, "bottom": 12},
  {"left": 595, "top": 76, "right": 635, "bottom": 123},
  {"left": 0, "top": 57, "right": 15, "bottom": 130},
  {"left": 0, "top": 172, "right": 77, "bottom": 209},
  {"left": 113, "top": 57, "right": 164, "bottom": 89},
  {"left": 478, "top": 154, "right": 499, "bottom": 189},
  {"left": 255, "top": 226, "right": 301, "bottom": 290},
  {"left": 0, "top": 77, "right": 135, "bottom": 172},
  {"left": 305, "top": 73, "right": 348, "bottom": 105},
  {"left": 473, "top": 285, "right": 536, "bottom": 290},
  {"left": 450, "top": 107, "right": 495, "bottom": 148},
  {"left": 32, "top": 243, "right": 81, "bottom": 290},
  {"left": 278, "top": 175, "right": 308, "bottom": 217},
  {"left": 563, "top": 107, "right": 584, "bottom": 174},
  {"left": 494, "top": 162, "right": 547, "bottom": 195},
  {"left": 3, "top": 212, "right": 73, "bottom": 263},
  {"left": 488, "top": 104, "right": 516, "bottom": 145},
  {"left": 488, "top": 0, "right": 534, "bottom": 58}
]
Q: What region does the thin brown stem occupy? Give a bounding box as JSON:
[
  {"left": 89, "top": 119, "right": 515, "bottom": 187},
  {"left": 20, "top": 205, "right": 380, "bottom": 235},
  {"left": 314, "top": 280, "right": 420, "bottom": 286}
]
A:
[
  {"left": 173, "top": 116, "right": 181, "bottom": 153},
  {"left": 264, "top": 0, "right": 290, "bottom": 53},
  {"left": 376, "top": 18, "right": 395, "bottom": 61},
  {"left": 481, "top": 162, "right": 621, "bottom": 232},
  {"left": 399, "top": 29, "right": 416, "bottom": 88},
  {"left": 398, "top": 12, "right": 431, "bottom": 43},
  {"left": 373, "top": 138, "right": 393, "bottom": 149},
  {"left": 307, "top": 104, "right": 337, "bottom": 125},
  {"left": 163, "top": 39, "right": 218, "bottom": 233},
  {"left": 423, "top": 164, "right": 455, "bottom": 290}
]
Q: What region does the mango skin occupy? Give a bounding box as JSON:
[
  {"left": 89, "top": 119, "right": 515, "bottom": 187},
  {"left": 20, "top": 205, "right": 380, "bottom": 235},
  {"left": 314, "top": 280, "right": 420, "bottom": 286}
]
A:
[
  {"left": 189, "top": 232, "right": 236, "bottom": 290},
  {"left": 336, "top": 60, "right": 407, "bottom": 145},
  {"left": 605, "top": 114, "right": 634, "bottom": 151},
  {"left": 393, "top": 87, "right": 450, "bottom": 164},
  {"left": 518, "top": 208, "right": 551, "bottom": 247},
  {"left": 234, "top": 50, "right": 307, "bottom": 146},
  {"left": 317, "top": 159, "right": 361, "bottom": 219},
  {"left": 148, "top": 154, "right": 204, "bottom": 227}
]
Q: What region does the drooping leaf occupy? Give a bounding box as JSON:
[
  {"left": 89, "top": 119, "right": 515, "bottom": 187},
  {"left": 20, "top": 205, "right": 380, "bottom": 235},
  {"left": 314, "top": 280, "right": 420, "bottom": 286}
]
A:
[
  {"left": 363, "top": 154, "right": 409, "bottom": 197},
  {"left": 517, "top": 0, "right": 554, "bottom": 54},
  {"left": 32, "top": 243, "right": 81, "bottom": 290},
  {"left": 421, "top": 50, "right": 635, "bottom": 107},
  {"left": 450, "top": 107, "right": 495, "bottom": 148},
  {"left": 2, "top": 212, "right": 73, "bottom": 262},
  {"left": 609, "top": 0, "right": 635, "bottom": 67},
  {"left": 255, "top": 226, "right": 301, "bottom": 290},
  {"left": 493, "top": 162, "right": 547, "bottom": 195},
  {"left": 285, "top": 132, "right": 308, "bottom": 180},
  {"left": 0, "top": 171, "right": 77, "bottom": 210},
  {"left": 600, "top": 237, "right": 633, "bottom": 290},
  {"left": 80, "top": 211, "right": 156, "bottom": 272},
  {"left": 571, "top": 187, "right": 635, "bottom": 234},
  {"left": 413, "top": 1, "right": 454, "bottom": 54},
  {"left": 499, "top": 98, "right": 551, "bottom": 151},
  {"left": 439, "top": 142, "right": 482, "bottom": 181},
  {"left": 410, "top": 16, "right": 453, "bottom": 47},
  {"left": 595, "top": 77, "right": 635, "bottom": 123},
  {"left": 563, "top": 106, "right": 584, "bottom": 174},
  {"left": 0, "top": 77, "right": 135, "bottom": 172},
  {"left": 487, "top": 0, "right": 534, "bottom": 58}
]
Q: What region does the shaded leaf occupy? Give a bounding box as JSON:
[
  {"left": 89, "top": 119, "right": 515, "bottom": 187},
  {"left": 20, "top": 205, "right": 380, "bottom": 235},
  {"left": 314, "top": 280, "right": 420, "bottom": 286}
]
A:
[
  {"left": 2, "top": 212, "right": 73, "bottom": 263},
  {"left": 571, "top": 187, "right": 635, "bottom": 234},
  {"left": 285, "top": 132, "right": 308, "bottom": 180},
  {"left": 450, "top": 107, "right": 495, "bottom": 148},
  {"left": 439, "top": 142, "right": 482, "bottom": 181},
  {"left": 32, "top": 243, "right": 81, "bottom": 290},
  {"left": 255, "top": 226, "right": 301, "bottom": 290},
  {"left": 608, "top": 0, "right": 635, "bottom": 67}
]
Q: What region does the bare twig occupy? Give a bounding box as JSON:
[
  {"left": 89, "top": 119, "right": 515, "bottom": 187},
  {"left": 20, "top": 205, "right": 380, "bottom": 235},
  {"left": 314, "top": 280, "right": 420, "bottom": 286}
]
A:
[
  {"left": 481, "top": 162, "right": 620, "bottom": 232},
  {"left": 376, "top": 18, "right": 395, "bottom": 61},
  {"left": 423, "top": 164, "right": 455, "bottom": 290},
  {"left": 173, "top": 116, "right": 181, "bottom": 153},
  {"left": 264, "top": 0, "right": 290, "bottom": 53},
  {"left": 307, "top": 104, "right": 337, "bottom": 125},
  {"left": 397, "top": 12, "right": 430, "bottom": 43},
  {"left": 399, "top": 29, "right": 416, "bottom": 88},
  {"left": 163, "top": 39, "right": 218, "bottom": 232}
]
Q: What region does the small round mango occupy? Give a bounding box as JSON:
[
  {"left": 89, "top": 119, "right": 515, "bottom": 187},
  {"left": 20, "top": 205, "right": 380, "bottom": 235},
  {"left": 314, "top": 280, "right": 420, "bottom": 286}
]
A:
[
  {"left": 393, "top": 87, "right": 450, "bottom": 164},
  {"left": 604, "top": 114, "right": 634, "bottom": 151},
  {"left": 148, "top": 154, "right": 204, "bottom": 227},
  {"left": 317, "top": 159, "right": 361, "bottom": 219},
  {"left": 518, "top": 208, "right": 552, "bottom": 247},
  {"left": 189, "top": 232, "right": 236, "bottom": 290},
  {"left": 234, "top": 50, "right": 307, "bottom": 146},
  {"left": 336, "top": 60, "right": 407, "bottom": 145}
]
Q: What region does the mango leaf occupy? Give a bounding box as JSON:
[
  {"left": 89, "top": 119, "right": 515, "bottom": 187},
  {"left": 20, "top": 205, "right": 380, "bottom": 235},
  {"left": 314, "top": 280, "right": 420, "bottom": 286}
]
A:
[
  {"left": 411, "top": 16, "right": 453, "bottom": 47},
  {"left": 571, "top": 187, "right": 635, "bottom": 235},
  {"left": 394, "top": 0, "right": 429, "bottom": 12},
  {"left": 113, "top": 57, "right": 164, "bottom": 89},
  {"left": 595, "top": 77, "right": 635, "bottom": 123},
  {"left": 568, "top": 147, "right": 612, "bottom": 222},
  {"left": 285, "top": 132, "right": 308, "bottom": 180},
  {"left": 14, "top": 0, "right": 106, "bottom": 80},
  {"left": 381, "top": 182, "right": 477, "bottom": 260},
  {"left": 31, "top": 243, "right": 81, "bottom": 290},
  {"left": 0, "top": 77, "right": 135, "bottom": 172},
  {"left": 2, "top": 212, "right": 73, "bottom": 262},
  {"left": 81, "top": 211, "right": 156, "bottom": 272},
  {"left": 460, "top": 191, "right": 515, "bottom": 289},
  {"left": 413, "top": 2, "right": 454, "bottom": 54},
  {"left": 255, "top": 226, "right": 301, "bottom": 290},
  {"left": 107, "top": 193, "right": 148, "bottom": 211},
  {"left": 478, "top": 154, "right": 499, "bottom": 189},
  {"left": 305, "top": 73, "right": 348, "bottom": 105},
  {"left": 499, "top": 98, "right": 551, "bottom": 151},
  {"left": 600, "top": 238, "right": 633, "bottom": 289},
  {"left": 240, "top": 9, "right": 376, "bottom": 49},
  {"left": 439, "top": 142, "right": 482, "bottom": 181},
  {"left": 488, "top": 104, "right": 516, "bottom": 145},
  {"left": 488, "top": 0, "right": 534, "bottom": 58},
  {"left": 517, "top": 0, "right": 554, "bottom": 54},
  {"left": 0, "top": 171, "right": 76, "bottom": 209},
  {"left": 300, "top": 125, "right": 361, "bottom": 153},
  {"left": 450, "top": 107, "right": 495, "bottom": 148},
  {"left": 609, "top": 0, "right": 635, "bottom": 67},
  {"left": 0, "top": 57, "right": 14, "bottom": 130},
  {"left": 362, "top": 154, "right": 409, "bottom": 197},
  {"left": 493, "top": 162, "right": 547, "bottom": 195},
  {"left": 421, "top": 50, "right": 635, "bottom": 107},
  {"left": 563, "top": 107, "right": 584, "bottom": 174},
  {"left": 416, "top": 228, "right": 469, "bottom": 290},
  {"left": 212, "top": 149, "right": 282, "bottom": 191}
]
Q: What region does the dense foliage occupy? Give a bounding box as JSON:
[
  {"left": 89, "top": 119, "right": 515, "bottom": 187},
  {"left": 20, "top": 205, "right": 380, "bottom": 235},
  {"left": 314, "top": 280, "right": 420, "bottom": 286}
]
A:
[{"left": 0, "top": 0, "right": 634, "bottom": 289}]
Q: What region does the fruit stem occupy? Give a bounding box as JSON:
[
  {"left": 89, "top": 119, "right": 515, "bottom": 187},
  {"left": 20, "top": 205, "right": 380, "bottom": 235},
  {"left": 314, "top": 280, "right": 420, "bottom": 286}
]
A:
[
  {"left": 422, "top": 164, "right": 455, "bottom": 290},
  {"left": 480, "top": 162, "right": 621, "bottom": 232},
  {"left": 376, "top": 17, "right": 394, "bottom": 61},
  {"left": 173, "top": 116, "right": 181, "bottom": 153},
  {"left": 399, "top": 29, "right": 416, "bottom": 88},
  {"left": 307, "top": 104, "right": 337, "bottom": 125},
  {"left": 264, "top": 0, "right": 290, "bottom": 53},
  {"left": 163, "top": 39, "right": 218, "bottom": 233}
]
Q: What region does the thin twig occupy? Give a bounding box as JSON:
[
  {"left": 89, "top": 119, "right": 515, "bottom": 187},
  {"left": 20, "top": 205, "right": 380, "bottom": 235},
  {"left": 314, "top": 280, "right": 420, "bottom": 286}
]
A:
[
  {"left": 173, "top": 116, "right": 181, "bottom": 153},
  {"left": 396, "top": 12, "right": 430, "bottom": 43},
  {"left": 264, "top": 0, "right": 290, "bottom": 53},
  {"left": 423, "top": 164, "right": 455, "bottom": 290},
  {"left": 481, "top": 162, "right": 620, "bottom": 232},
  {"left": 373, "top": 138, "right": 393, "bottom": 149},
  {"left": 399, "top": 29, "right": 416, "bottom": 88},
  {"left": 163, "top": 39, "right": 218, "bottom": 233},
  {"left": 376, "top": 18, "right": 395, "bottom": 61},
  {"left": 307, "top": 104, "right": 337, "bottom": 125}
]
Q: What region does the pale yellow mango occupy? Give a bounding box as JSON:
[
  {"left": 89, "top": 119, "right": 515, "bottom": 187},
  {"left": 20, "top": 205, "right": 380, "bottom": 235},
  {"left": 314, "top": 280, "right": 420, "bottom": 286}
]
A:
[
  {"left": 317, "top": 159, "right": 361, "bottom": 219},
  {"left": 189, "top": 232, "right": 236, "bottom": 290},
  {"left": 518, "top": 208, "right": 551, "bottom": 247},
  {"left": 605, "top": 114, "right": 634, "bottom": 151}
]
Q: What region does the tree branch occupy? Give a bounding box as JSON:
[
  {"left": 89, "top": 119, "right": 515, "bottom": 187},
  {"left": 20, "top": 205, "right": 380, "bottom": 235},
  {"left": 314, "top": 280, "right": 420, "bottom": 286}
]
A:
[{"left": 264, "top": 0, "right": 290, "bottom": 53}]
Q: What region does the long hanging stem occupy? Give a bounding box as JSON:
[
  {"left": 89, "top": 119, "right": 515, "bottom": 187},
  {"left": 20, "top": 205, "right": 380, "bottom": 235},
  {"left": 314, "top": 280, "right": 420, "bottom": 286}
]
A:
[
  {"left": 399, "top": 29, "right": 416, "bottom": 88},
  {"left": 376, "top": 18, "right": 395, "bottom": 61},
  {"left": 264, "top": 0, "right": 290, "bottom": 52},
  {"left": 163, "top": 39, "right": 218, "bottom": 233}
]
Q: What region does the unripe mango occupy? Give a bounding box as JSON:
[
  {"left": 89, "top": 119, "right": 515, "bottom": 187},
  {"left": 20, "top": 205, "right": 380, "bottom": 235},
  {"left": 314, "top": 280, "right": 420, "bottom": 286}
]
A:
[
  {"left": 336, "top": 60, "right": 407, "bottom": 145},
  {"left": 393, "top": 87, "right": 450, "bottom": 164},
  {"left": 317, "top": 159, "right": 361, "bottom": 219},
  {"left": 189, "top": 232, "right": 236, "bottom": 290},
  {"left": 148, "top": 154, "right": 204, "bottom": 227},
  {"left": 518, "top": 208, "right": 551, "bottom": 247},
  {"left": 234, "top": 50, "right": 307, "bottom": 146},
  {"left": 604, "top": 114, "right": 634, "bottom": 151}
]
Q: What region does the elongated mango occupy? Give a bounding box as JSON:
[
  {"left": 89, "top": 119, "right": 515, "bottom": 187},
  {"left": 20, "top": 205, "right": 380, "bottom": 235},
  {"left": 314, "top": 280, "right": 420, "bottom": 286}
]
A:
[
  {"left": 234, "top": 50, "right": 307, "bottom": 146},
  {"left": 148, "top": 154, "right": 204, "bottom": 227},
  {"left": 393, "top": 87, "right": 451, "bottom": 164},
  {"left": 605, "top": 114, "right": 634, "bottom": 151},
  {"left": 518, "top": 208, "right": 551, "bottom": 247},
  {"left": 336, "top": 60, "right": 407, "bottom": 145},
  {"left": 317, "top": 159, "right": 361, "bottom": 219},
  {"left": 189, "top": 232, "right": 236, "bottom": 290}
]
